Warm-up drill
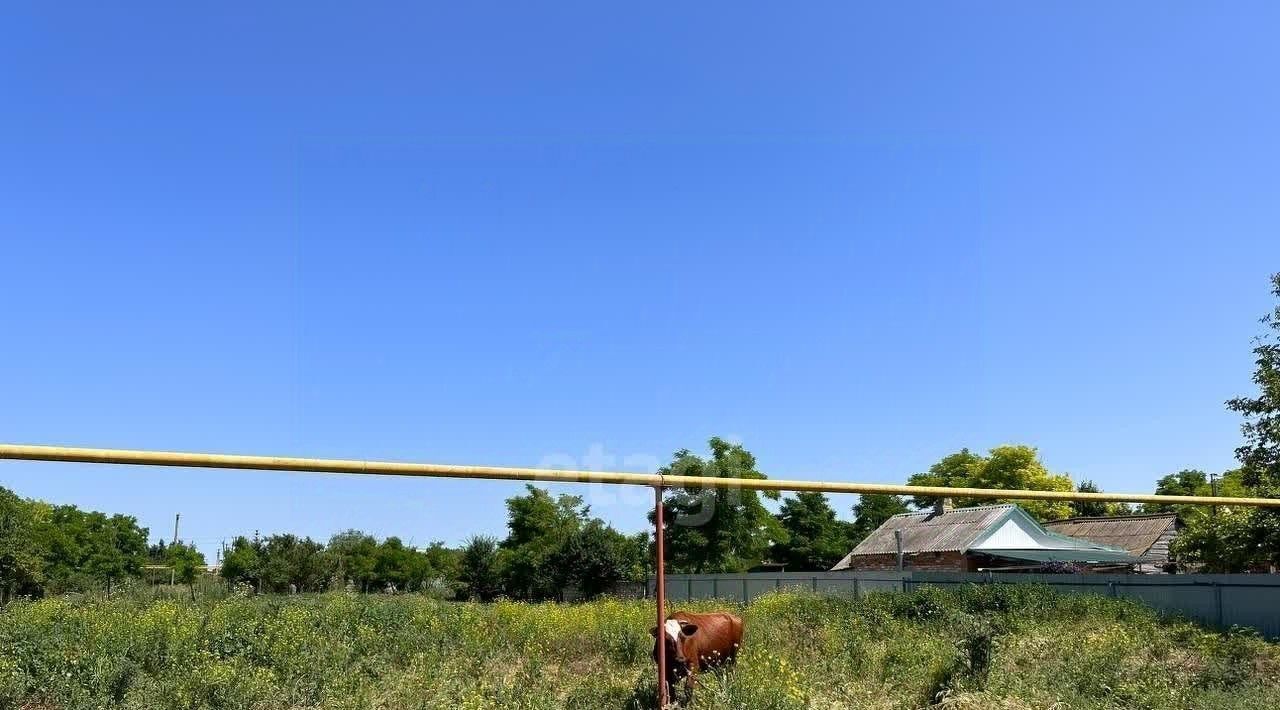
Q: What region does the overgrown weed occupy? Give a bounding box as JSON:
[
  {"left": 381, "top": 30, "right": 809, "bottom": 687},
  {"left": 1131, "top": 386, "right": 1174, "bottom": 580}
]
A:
[{"left": 1, "top": 585, "right": 1277, "bottom": 709}]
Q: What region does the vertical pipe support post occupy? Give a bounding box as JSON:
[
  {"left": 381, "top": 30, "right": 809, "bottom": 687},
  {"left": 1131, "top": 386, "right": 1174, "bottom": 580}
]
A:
[{"left": 654, "top": 483, "right": 668, "bottom": 708}]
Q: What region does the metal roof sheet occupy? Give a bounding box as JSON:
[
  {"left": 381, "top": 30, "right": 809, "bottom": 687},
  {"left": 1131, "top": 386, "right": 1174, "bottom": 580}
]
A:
[
  {"left": 831, "top": 504, "right": 1144, "bottom": 570},
  {"left": 845, "top": 504, "right": 1017, "bottom": 556},
  {"left": 1042, "top": 514, "right": 1178, "bottom": 557}
]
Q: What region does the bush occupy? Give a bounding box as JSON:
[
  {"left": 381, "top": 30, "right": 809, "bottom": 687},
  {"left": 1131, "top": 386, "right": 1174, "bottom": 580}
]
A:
[{"left": 0, "top": 586, "right": 1277, "bottom": 709}]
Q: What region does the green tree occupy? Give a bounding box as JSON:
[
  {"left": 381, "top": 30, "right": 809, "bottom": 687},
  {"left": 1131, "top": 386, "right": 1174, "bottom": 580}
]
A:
[
  {"left": 30, "top": 504, "right": 148, "bottom": 595},
  {"left": 1225, "top": 272, "right": 1280, "bottom": 569},
  {"left": 1143, "top": 470, "right": 1209, "bottom": 514},
  {"left": 166, "top": 541, "right": 206, "bottom": 600},
  {"left": 373, "top": 537, "right": 424, "bottom": 592},
  {"left": 259, "top": 534, "right": 326, "bottom": 593},
  {"left": 421, "top": 541, "right": 460, "bottom": 583},
  {"left": 326, "top": 530, "right": 378, "bottom": 591},
  {"left": 908, "top": 445, "right": 1075, "bottom": 521},
  {"left": 220, "top": 536, "right": 263, "bottom": 590},
  {"left": 1173, "top": 275, "right": 1280, "bottom": 572},
  {"left": 1161, "top": 472, "right": 1259, "bottom": 571},
  {"left": 503, "top": 486, "right": 586, "bottom": 547},
  {"left": 1229, "top": 272, "right": 1280, "bottom": 492},
  {"left": 770, "top": 492, "right": 853, "bottom": 571},
  {"left": 499, "top": 486, "right": 587, "bottom": 600},
  {"left": 1071, "top": 480, "right": 1132, "bottom": 518},
  {"left": 654, "top": 438, "right": 786, "bottom": 573},
  {"left": 1142, "top": 469, "right": 1248, "bottom": 517},
  {"left": 458, "top": 535, "right": 502, "bottom": 601},
  {"left": 1072, "top": 480, "right": 1109, "bottom": 517},
  {"left": 1170, "top": 506, "right": 1258, "bottom": 573},
  {"left": 619, "top": 531, "right": 652, "bottom": 585},
  {"left": 905, "top": 449, "right": 986, "bottom": 510},
  {"left": 550, "top": 520, "right": 639, "bottom": 600},
  {"left": 848, "top": 493, "right": 909, "bottom": 547},
  {"left": 1154, "top": 469, "right": 1210, "bottom": 497},
  {"left": 90, "top": 513, "right": 149, "bottom": 595},
  {"left": 33, "top": 506, "right": 88, "bottom": 592},
  {"left": 0, "top": 487, "right": 42, "bottom": 603},
  {"left": 491, "top": 485, "right": 646, "bottom": 600}
]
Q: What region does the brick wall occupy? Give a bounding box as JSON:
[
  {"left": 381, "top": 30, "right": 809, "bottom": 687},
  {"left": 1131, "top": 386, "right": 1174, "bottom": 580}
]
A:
[{"left": 842, "top": 551, "right": 978, "bottom": 572}]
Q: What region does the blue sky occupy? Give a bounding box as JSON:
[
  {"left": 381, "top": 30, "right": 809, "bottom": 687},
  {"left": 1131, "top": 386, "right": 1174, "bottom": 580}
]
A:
[{"left": 3, "top": 3, "right": 1279, "bottom": 559}]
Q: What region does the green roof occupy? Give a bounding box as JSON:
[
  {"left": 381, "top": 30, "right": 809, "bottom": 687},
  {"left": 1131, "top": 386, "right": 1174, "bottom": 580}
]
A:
[{"left": 980, "top": 548, "right": 1141, "bottom": 564}]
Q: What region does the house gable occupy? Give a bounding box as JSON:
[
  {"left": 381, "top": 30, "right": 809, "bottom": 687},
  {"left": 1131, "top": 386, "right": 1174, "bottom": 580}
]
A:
[{"left": 968, "top": 510, "right": 1044, "bottom": 551}]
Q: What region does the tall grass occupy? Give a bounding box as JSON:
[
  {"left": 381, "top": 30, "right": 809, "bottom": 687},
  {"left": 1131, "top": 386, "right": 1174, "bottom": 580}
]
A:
[{"left": 1, "top": 585, "right": 1277, "bottom": 709}]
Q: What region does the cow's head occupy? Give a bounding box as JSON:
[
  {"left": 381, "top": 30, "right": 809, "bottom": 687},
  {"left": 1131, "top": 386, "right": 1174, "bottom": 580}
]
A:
[{"left": 650, "top": 618, "right": 699, "bottom": 680}]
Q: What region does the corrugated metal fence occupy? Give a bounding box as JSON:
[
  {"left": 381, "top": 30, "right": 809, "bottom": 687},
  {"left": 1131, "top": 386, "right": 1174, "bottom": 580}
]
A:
[{"left": 650, "top": 572, "right": 1280, "bottom": 639}]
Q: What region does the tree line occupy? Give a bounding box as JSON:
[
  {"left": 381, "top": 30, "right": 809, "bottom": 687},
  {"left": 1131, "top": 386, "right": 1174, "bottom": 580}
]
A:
[
  {"left": 3, "top": 274, "right": 1279, "bottom": 599},
  {"left": 0, "top": 492, "right": 207, "bottom": 603},
  {"left": 216, "top": 531, "right": 459, "bottom": 596},
  {"left": 215, "top": 485, "right": 652, "bottom": 601}
]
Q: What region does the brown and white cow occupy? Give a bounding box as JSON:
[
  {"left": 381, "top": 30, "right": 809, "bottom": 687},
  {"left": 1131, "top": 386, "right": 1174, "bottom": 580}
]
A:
[{"left": 650, "top": 611, "right": 743, "bottom": 701}]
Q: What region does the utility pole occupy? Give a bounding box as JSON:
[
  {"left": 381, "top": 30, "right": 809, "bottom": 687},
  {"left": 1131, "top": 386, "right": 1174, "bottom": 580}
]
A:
[{"left": 171, "top": 513, "right": 180, "bottom": 586}]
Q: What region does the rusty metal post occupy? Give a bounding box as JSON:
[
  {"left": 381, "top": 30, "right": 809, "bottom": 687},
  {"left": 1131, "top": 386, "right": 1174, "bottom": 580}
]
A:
[{"left": 654, "top": 483, "right": 668, "bottom": 708}]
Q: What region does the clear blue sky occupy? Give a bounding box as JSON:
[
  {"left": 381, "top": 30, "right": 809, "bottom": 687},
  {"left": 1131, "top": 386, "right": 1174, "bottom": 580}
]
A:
[{"left": 3, "top": 3, "right": 1278, "bottom": 560}]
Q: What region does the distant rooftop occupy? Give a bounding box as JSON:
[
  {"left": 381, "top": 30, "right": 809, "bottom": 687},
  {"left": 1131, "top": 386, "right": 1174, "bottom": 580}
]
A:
[
  {"left": 1043, "top": 514, "right": 1179, "bottom": 557},
  {"left": 831, "top": 503, "right": 1140, "bottom": 570},
  {"left": 844, "top": 504, "right": 1018, "bottom": 556}
]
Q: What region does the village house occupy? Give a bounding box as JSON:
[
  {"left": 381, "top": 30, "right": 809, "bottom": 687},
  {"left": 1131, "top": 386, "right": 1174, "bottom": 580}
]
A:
[
  {"left": 1043, "top": 513, "right": 1181, "bottom": 573},
  {"left": 830, "top": 500, "right": 1140, "bottom": 573}
]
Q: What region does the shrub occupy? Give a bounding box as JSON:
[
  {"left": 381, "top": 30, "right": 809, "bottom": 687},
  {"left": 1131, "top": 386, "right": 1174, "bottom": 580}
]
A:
[{"left": 0, "top": 586, "right": 1277, "bottom": 709}]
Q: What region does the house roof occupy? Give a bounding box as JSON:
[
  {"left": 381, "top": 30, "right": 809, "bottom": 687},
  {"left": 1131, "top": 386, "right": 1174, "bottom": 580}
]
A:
[
  {"left": 841, "top": 504, "right": 1018, "bottom": 556},
  {"left": 831, "top": 504, "right": 1141, "bottom": 570},
  {"left": 1042, "top": 514, "right": 1179, "bottom": 557}
]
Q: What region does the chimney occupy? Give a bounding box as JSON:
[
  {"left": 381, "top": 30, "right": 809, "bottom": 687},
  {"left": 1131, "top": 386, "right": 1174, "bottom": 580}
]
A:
[{"left": 934, "top": 498, "right": 954, "bottom": 516}]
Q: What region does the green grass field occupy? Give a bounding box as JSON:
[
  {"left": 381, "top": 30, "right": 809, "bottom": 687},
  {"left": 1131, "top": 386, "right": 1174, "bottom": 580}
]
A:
[{"left": 2, "top": 585, "right": 1278, "bottom": 710}]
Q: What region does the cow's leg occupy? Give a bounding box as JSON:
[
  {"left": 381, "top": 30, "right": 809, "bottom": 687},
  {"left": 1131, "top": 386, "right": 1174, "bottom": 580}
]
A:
[
  {"left": 663, "top": 676, "right": 680, "bottom": 707},
  {"left": 682, "top": 669, "right": 698, "bottom": 704}
]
